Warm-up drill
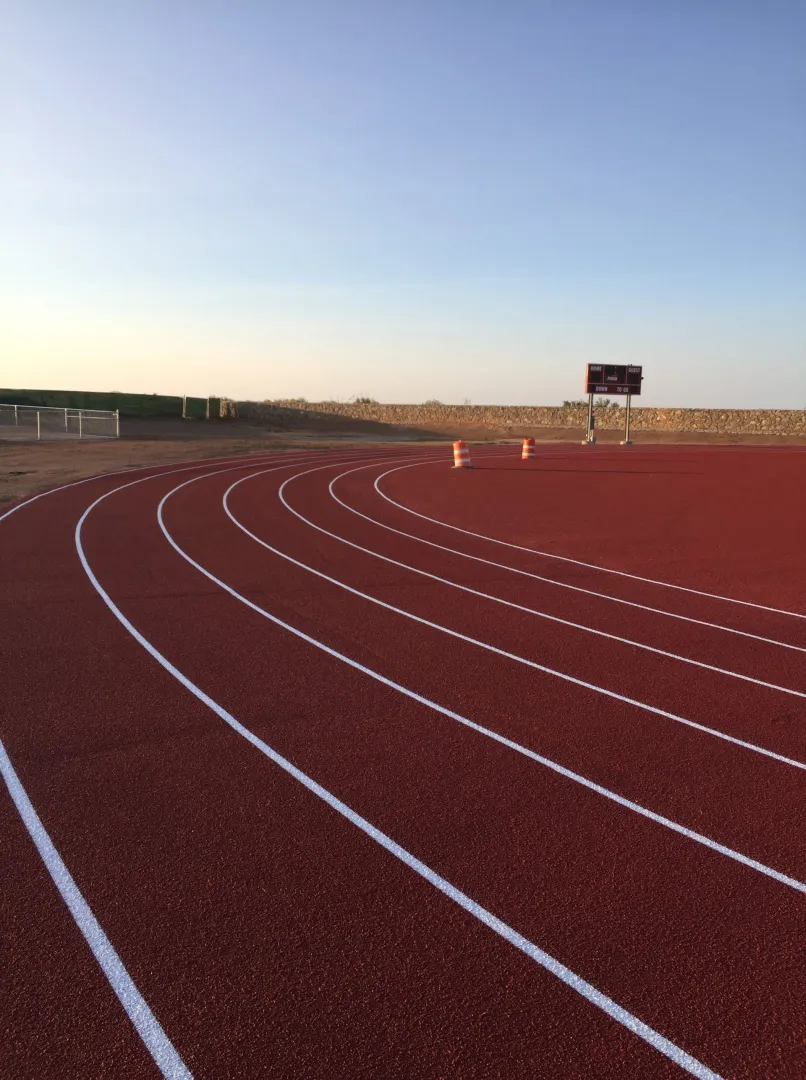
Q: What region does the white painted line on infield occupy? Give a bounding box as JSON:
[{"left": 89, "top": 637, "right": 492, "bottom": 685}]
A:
[
  {"left": 77, "top": 471, "right": 723, "bottom": 1080},
  {"left": 374, "top": 458, "right": 806, "bottom": 620}
]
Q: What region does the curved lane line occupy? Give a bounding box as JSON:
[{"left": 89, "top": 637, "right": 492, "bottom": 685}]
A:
[
  {"left": 138, "top": 461, "right": 806, "bottom": 894},
  {"left": 359, "top": 462, "right": 806, "bottom": 652},
  {"left": 77, "top": 466, "right": 723, "bottom": 1080},
  {"left": 0, "top": 443, "right": 427, "bottom": 525},
  {"left": 0, "top": 448, "right": 308, "bottom": 524},
  {"left": 214, "top": 468, "right": 806, "bottom": 890},
  {"left": 0, "top": 448, "right": 376, "bottom": 1080},
  {"left": 248, "top": 462, "right": 806, "bottom": 772},
  {"left": 334, "top": 462, "right": 806, "bottom": 654},
  {"left": 374, "top": 458, "right": 806, "bottom": 620},
  {"left": 324, "top": 462, "right": 806, "bottom": 695},
  {"left": 0, "top": 739, "right": 193, "bottom": 1079}
]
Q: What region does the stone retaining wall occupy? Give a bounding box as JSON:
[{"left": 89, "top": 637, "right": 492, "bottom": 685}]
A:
[{"left": 234, "top": 400, "right": 806, "bottom": 436}]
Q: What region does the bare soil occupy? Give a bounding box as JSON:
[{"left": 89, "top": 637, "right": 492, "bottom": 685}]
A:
[{"left": 2, "top": 417, "right": 804, "bottom": 510}]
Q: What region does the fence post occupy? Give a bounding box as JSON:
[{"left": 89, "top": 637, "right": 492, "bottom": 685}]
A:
[
  {"left": 14, "top": 404, "right": 19, "bottom": 425},
  {"left": 78, "top": 413, "right": 83, "bottom": 439},
  {"left": 115, "top": 409, "right": 120, "bottom": 438},
  {"left": 37, "top": 411, "right": 41, "bottom": 440},
  {"left": 182, "top": 395, "right": 187, "bottom": 419},
  {"left": 206, "top": 397, "right": 210, "bottom": 420},
  {"left": 64, "top": 407, "right": 68, "bottom": 433}
]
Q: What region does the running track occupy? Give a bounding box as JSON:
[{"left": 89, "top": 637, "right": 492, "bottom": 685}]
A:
[{"left": 2, "top": 443, "right": 805, "bottom": 1079}]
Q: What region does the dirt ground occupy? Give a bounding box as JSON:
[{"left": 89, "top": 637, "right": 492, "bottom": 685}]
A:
[{"left": 2, "top": 417, "right": 805, "bottom": 509}]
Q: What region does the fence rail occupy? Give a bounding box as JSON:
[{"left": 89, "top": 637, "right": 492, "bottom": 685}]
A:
[
  {"left": 0, "top": 388, "right": 226, "bottom": 419},
  {"left": 0, "top": 403, "right": 119, "bottom": 441}
]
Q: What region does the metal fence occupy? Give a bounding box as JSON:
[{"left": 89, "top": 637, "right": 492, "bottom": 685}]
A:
[
  {"left": 0, "top": 403, "right": 119, "bottom": 441},
  {"left": 0, "top": 388, "right": 225, "bottom": 419}
]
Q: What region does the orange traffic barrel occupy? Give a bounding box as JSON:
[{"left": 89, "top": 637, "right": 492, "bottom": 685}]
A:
[
  {"left": 452, "top": 440, "right": 473, "bottom": 468},
  {"left": 521, "top": 437, "right": 536, "bottom": 460}
]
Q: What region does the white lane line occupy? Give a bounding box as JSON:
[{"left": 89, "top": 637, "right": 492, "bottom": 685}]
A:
[
  {"left": 0, "top": 448, "right": 400, "bottom": 1079},
  {"left": 374, "top": 458, "right": 806, "bottom": 620},
  {"left": 77, "top": 478, "right": 723, "bottom": 1080},
  {"left": 0, "top": 442, "right": 365, "bottom": 527},
  {"left": 234, "top": 463, "right": 806, "bottom": 773},
  {"left": 0, "top": 443, "right": 428, "bottom": 526},
  {"left": 340, "top": 461, "right": 806, "bottom": 654},
  {"left": 324, "top": 463, "right": 806, "bottom": 696},
  {"left": 0, "top": 739, "right": 193, "bottom": 1080},
  {"left": 157, "top": 465, "right": 806, "bottom": 892}
]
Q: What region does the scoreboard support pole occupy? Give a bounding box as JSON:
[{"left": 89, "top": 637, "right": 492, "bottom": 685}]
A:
[
  {"left": 621, "top": 394, "right": 633, "bottom": 445},
  {"left": 583, "top": 392, "right": 595, "bottom": 444}
]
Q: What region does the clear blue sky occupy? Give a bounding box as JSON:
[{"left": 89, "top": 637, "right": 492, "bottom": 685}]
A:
[{"left": 2, "top": 1, "right": 804, "bottom": 406}]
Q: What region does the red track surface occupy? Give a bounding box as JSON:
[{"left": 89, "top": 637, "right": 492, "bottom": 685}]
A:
[{"left": 2, "top": 444, "right": 805, "bottom": 1079}]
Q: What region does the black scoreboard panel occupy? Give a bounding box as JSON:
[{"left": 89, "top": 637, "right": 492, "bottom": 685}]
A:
[{"left": 585, "top": 364, "right": 643, "bottom": 395}]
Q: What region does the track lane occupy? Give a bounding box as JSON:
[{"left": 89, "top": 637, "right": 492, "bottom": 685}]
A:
[
  {"left": 176, "top": 469, "right": 806, "bottom": 893},
  {"left": 0, "top": 449, "right": 387, "bottom": 1080},
  {"left": 5, "top": 446, "right": 659, "bottom": 1080},
  {"left": 219, "top": 464, "right": 806, "bottom": 833},
  {"left": 6, "top": 442, "right": 803, "bottom": 1075},
  {"left": 1, "top": 771, "right": 163, "bottom": 1080},
  {"left": 373, "top": 450, "right": 806, "bottom": 644},
  {"left": 228, "top": 465, "right": 806, "bottom": 881},
  {"left": 82, "top": 482, "right": 721, "bottom": 1080},
  {"left": 296, "top": 459, "right": 806, "bottom": 704},
  {"left": 102, "top": 461, "right": 806, "bottom": 1077},
  {"left": 329, "top": 459, "right": 806, "bottom": 680},
  {"left": 59, "top": 452, "right": 706, "bottom": 1079}
]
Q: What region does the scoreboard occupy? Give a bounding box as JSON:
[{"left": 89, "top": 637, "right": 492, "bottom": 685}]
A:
[{"left": 585, "top": 364, "right": 643, "bottom": 396}]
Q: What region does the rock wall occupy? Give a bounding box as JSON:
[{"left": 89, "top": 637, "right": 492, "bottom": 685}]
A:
[{"left": 234, "top": 400, "right": 806, "bottom": 436}]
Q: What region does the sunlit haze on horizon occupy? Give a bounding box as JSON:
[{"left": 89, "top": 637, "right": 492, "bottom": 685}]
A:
[{"left": 2, "top": 1, "right": 804, "bottom": 407}]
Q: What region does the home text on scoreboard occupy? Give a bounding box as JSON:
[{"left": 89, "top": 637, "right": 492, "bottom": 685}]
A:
[{"left": 585, "top": 364, "right": 643, "bottom": 396}]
